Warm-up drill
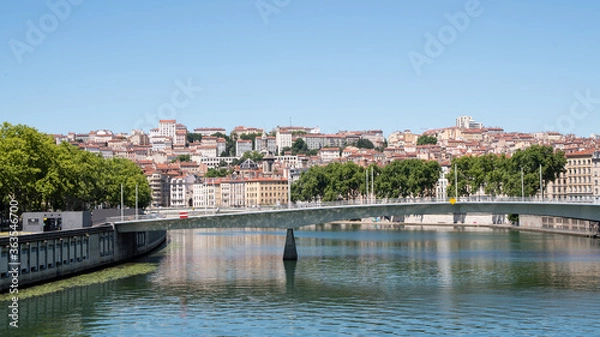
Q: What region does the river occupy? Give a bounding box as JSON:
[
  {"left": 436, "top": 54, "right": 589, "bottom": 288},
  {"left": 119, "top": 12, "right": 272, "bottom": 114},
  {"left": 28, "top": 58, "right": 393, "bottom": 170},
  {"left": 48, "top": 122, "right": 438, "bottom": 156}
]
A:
[{"left": 3, "top": 226, "right": 600, "bottom": 336}]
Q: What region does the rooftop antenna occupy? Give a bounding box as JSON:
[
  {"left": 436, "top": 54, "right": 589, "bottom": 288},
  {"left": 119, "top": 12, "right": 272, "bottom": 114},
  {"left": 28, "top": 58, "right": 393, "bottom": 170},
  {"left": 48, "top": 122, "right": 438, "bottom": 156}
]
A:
[{"left": 289, "top": 117, "right": 292, "bottom": 126}]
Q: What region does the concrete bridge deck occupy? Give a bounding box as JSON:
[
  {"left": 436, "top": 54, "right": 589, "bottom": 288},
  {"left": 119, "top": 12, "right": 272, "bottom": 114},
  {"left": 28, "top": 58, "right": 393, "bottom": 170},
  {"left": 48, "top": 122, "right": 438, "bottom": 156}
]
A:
[{"left": 112, "top": 198, "right": 600, "bottom": 233}]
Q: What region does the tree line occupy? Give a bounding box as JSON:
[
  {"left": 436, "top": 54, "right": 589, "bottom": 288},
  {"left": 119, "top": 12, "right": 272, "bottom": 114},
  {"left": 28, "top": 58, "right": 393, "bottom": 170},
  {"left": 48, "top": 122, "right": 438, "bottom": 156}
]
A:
[
  {"left": 291, "top": 159, "right": 442, "bottom": 202},
  {"left": 0, "top": 123, "right": 151, "bottom": 214},
  {"left": 447, "top": 145, "right": 566, "bottom": 197}
]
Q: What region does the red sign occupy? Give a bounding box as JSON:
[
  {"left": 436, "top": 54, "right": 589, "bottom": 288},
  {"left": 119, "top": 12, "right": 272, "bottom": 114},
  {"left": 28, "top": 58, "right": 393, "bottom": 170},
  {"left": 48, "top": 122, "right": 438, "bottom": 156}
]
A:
[{"left": 179, "top": 211, "right": 188, "bottom": 219}]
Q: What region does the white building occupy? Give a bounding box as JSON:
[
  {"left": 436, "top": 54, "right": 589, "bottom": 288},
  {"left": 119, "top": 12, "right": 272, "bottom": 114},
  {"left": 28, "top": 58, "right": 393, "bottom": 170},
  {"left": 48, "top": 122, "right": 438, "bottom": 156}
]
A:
[
  {"left": 236, "top": 139, "right": 253, "bottom": 157},
  {"left": 193, "top": 182, "right": 217, "bottom": 208},
  {"left": 319, "top": 148, "right": 340, "bottom": 163},
  {"left": 170, "top": 174, "right": 196, "bottom": 207},
  {"left": 159, "top": 119, "right": 177, "bottom": 139},
  {"left": 276, "top": 131, "right": 292, "bottom": 154},
  {"left": 193, "top": 127, "right": 226, "bottom": 137}
]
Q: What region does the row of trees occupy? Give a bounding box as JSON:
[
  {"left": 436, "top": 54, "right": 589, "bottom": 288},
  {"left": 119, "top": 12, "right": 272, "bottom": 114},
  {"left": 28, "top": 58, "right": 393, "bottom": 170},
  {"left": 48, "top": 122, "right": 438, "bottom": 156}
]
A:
[
  {"left": 0, "top": 123, "right": 151, "bottom": 213},
  {"left": 291, "top": 159, "right": 441, "bottom": 202},
  {"left": 291, "top": 145, "right": 566, "bottom": 202},
  {"left": 447, "top": 145, "right": 566, "bottom": 197}
]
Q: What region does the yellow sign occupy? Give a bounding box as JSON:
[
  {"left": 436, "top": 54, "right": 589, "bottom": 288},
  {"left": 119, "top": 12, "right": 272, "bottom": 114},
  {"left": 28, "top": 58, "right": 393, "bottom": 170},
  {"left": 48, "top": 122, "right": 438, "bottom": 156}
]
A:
[{"left": 449, "top": 198, "right": 456, "bottom": 205}]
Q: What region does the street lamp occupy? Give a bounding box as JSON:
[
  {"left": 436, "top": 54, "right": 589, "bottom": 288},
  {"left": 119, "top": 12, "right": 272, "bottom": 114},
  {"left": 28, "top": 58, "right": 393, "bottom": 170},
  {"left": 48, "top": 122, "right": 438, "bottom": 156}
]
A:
[
  {"left": 287, "top": 167, "right": 291, "bottom": 208},
  {"left": 454, "top": 163, "right": 458, "bottom": 199},
  {"left": 521, "top": 167, "right": 524, "bottom": 201},
  {"left": 120, "top": 183, "right": 124, "bottom": 221},
  {"left": 539, "top": 164, "right": 543, "bottom": 200},
  {"left": 135, "top": 184, "right": 138, "bottom": 220}
]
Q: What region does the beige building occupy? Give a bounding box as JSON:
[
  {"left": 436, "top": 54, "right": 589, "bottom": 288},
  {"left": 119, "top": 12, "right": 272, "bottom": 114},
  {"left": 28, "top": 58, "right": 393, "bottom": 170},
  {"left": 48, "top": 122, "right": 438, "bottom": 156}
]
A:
[
  {"left": 146, "top": 171, "right": 171, "bottom": 208},
  {"left": 548, "top": 149, "right": 594, "bottom": 201},
  {"left": 245, "top": 178, "right": 289, "bottom": 206}
]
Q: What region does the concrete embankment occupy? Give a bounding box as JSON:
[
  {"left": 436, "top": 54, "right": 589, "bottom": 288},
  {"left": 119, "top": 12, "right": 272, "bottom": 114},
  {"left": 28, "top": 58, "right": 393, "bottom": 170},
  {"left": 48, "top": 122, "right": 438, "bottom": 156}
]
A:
[{"left": 0, "top": 225, "right": 166, "bottom": 292}]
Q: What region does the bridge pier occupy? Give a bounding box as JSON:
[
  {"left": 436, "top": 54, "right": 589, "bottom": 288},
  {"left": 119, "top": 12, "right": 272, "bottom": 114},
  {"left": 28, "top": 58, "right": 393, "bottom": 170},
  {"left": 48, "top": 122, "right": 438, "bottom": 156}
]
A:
[{"left": 283, "top": 228, "right": 298, "bottom": 260}]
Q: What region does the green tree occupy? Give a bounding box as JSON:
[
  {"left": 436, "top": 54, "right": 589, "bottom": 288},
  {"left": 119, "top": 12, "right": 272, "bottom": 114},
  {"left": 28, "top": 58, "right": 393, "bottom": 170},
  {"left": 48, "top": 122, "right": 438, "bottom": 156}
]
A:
[
  {"left": 0, "top": 123, "right": 56, "bottom": 211},
  {"left": 292, "top": 138, "right": 308, "bottom": 155},
  {"left": 0, "top": 123, "right": 152, "bottom": 212},
  {"left": 205, "top": 168, "right": 230, "bottom": 178},
  {"left": 102, "top": 158, "right": 151, "bottom": 209},
  {"left": 172, "top": 154, "right": 191, "bottom": 162},
  {"left": 186, "top": 132, "right": 202, "bottom": 144},
  {"left": 291, "top": 165, "right": 328, "bottom": 202},
  {"left": 417, "top": 135, "right": 438, "bottom": 145},
  {"left": 354, "top": 138, "right": 375, "bottom": 149}
]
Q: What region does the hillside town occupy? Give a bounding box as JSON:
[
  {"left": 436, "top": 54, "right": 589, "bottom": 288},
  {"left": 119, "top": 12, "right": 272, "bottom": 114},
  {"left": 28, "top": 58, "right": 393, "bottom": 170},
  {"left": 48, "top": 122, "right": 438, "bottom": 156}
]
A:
[{"left": 50, "top": 116, "right": 600, "bottom": 209}]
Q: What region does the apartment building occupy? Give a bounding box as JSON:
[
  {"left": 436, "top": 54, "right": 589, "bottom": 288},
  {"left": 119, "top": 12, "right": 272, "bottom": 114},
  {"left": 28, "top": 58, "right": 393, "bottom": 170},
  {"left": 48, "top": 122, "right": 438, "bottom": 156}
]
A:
[
  {"left": 170, "top": 174, "right": 196, "bottom": 207},
  {"left": 146, "top": 171, "right": 171, "bottom": 208},
  {"left": 245, "top": 178, "right": 289, "bottom": 206},
  {"left": 192, "top": 127, "right": 226, "bottom": 137},
  {"left": 236, "top": 139, "right": 253, "bottom": 157},
  {"left": 549, "top": 149, "right": 594, "bottom": 200}
]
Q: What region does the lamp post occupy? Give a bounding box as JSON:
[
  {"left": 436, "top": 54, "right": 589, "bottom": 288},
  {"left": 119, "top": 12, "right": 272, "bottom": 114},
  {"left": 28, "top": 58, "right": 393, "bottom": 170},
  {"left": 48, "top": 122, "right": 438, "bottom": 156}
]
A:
[
  {"left": 120, "top": 183, "right": 124, "bottom": 221},
  {"left": 365, "top": 167, "right": 369, "bottom": 204},
  {"left": 521, "top": 167, "right": 524, "bottom": 201},
  {"left": 135, "top": 184, "right": 138, "bottom": 220},
  {"left": 454, "top": 163, "right": 458, "bottom": 199},
  {"left": 287, "top": 167, "right": 291, "bottom": 209},
  {"left": 539, "top": 164, "right": 543, "bottom": 200},
  {"left": 371, "top": 166, "right": 374, "bottom": 203}
]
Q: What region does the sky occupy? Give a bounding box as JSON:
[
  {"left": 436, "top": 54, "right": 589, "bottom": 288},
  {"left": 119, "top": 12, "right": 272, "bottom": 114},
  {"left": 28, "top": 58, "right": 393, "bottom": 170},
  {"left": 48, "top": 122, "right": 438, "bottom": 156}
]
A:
[{"left": 0, "top": 0, "right": 599, "bottom": 137}]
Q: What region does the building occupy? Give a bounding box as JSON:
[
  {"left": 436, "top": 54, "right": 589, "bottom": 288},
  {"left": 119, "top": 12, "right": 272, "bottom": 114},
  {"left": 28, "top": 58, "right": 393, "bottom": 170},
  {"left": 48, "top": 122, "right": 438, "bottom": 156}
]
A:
[
  {"left": 245, "top": 177, "right": 289, "bottom": 206},
  {"left": 302, "top": 134, "right": 325, "bottom": 150},
  {"left": 170, "top": 174, "right": 196, "bottom": 207},
  {"left": 231, "top": 126, "right": 264, "bottom": 137},
  {"left": 146, "top": 171, "right": 171, "bottom": 208},
  {"left": 236, "top": 139, "right": 253, "bottom": 157},
  {"left": 129, "top": 130, "right": 150, "bottom": 146},
  {"left": 175, "top": 129, "right": 187, "bottom": 146},
  {"left": 256, "top": 134, "right": 278, "bottom": 154},
  {"left": 193, "top": 181, "right": 218, "bottom": 208},
  {"left": 455, "top": 116, "right": 483, "bottom": 129},
  {"left": 159, "top": 120, "right": 177, "bottom": 139},
  {"left": 566, "top": 150, "right": 594, "bottom": 200},
  {"left": 549, "top": 149, "right": 594, "bottom": 201},
  {"left": 193, "top": 127, "right": 226, "bottom": 137},
  {"left": 276, "top": 131, "right": 292, "bottom": 154},
  {"left": 319, "top": 147, "right": 340, "bottom": 163}
]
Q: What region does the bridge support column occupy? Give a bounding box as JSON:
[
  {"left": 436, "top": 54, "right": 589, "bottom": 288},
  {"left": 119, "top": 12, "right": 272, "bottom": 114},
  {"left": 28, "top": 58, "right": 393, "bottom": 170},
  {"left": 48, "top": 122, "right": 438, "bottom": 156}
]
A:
[{"left": 283, "top": 228, "right": 298, "bottom": 260}]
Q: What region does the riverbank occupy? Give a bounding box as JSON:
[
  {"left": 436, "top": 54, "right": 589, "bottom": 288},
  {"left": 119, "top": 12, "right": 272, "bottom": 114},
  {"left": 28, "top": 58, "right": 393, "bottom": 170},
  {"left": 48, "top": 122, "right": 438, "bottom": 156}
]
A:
[{"left": 0, "top": 226, "right": 166, "bottom": 292}]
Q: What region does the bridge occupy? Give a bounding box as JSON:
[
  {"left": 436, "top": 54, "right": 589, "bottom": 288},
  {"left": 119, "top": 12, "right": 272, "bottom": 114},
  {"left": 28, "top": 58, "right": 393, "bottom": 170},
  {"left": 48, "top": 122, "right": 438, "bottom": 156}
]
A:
[{"left": 112, "top": 197, "right": 600, "bottom": 260}]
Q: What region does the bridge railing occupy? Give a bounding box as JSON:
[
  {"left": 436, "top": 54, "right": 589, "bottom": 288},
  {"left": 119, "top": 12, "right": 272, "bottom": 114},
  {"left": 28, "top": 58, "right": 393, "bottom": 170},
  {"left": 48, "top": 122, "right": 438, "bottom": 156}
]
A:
[{"left": 111, "top": 197, "right": 600, "bottom": 223}]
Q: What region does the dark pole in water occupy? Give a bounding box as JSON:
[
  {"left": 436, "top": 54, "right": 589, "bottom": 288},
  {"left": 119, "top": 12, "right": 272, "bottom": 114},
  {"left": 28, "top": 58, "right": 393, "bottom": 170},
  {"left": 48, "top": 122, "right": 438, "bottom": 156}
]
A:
[{"left": 283, "top": 228, "right": 298, "bottom": 260}]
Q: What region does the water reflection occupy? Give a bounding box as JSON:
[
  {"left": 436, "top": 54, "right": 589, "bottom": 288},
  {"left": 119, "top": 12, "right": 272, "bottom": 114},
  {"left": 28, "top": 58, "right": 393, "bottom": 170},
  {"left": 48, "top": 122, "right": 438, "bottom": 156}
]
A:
[{"left": 3, "top": 227, "right": 600, "bottom": 336}]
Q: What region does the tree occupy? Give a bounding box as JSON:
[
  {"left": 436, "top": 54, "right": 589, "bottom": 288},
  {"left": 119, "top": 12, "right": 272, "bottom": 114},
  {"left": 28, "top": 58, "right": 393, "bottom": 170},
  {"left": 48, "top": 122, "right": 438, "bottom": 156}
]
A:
[
  {"left": 232, "top": 151, "right": 264, "bottom": 164},
  {"left": 0, "top": 123, "right": 56, "bottom": 211},
  {"left": 292, "top": 159, "right": 440, "bottom": 202},
  {"left": 291, "top": 165, "right": 328, "bottom": 202},
  {"left": 205, "top": 168, "right": 230, "bottom": 178},
  {"left": 355, "top": 138, "right": 374, "bottom": 149},
  {"left": 102, "top": 158, "right": 151, "bottom": 209},
  {"left": 378, "top": 159, "right": 440, "bottom": 198},
  {"left": 447, "top": 145, "right": 566, "bottom": 198},
  {"left": 0, "top": 123, "right": 152, "bottom": 212},
  {"left": 186, "top": 132, "right": 202, "bottom": 144},
  {"left": 172, "top": 154, "right": 191, "bottom": 162},
  {"left": 292, "top": 138, "right": 308, "bottom": 155},
  {"left": 417, "top": 135, "right": 437, "bottom": 145}
]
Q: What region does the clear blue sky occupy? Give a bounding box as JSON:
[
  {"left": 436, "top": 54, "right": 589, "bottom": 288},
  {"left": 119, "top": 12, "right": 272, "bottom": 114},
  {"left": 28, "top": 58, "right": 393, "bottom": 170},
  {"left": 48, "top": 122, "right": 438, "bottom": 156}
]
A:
[{"left": 1, "top": 0, "right": 599, "bottom": 137}]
